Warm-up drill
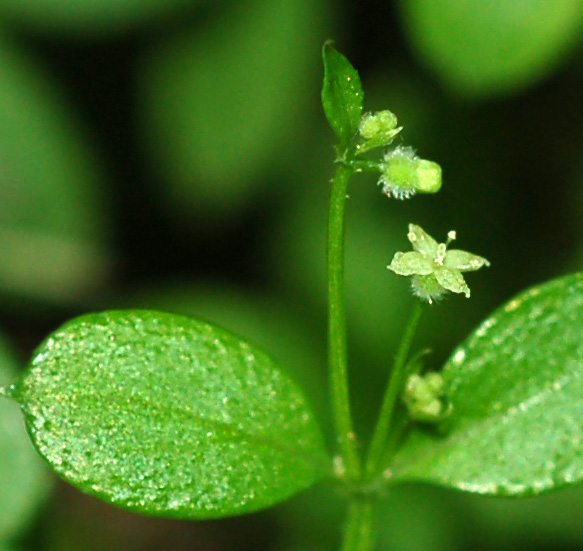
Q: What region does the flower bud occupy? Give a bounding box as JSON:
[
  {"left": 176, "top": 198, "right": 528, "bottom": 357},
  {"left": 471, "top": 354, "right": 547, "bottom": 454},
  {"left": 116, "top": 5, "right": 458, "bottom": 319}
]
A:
[
  {"left": 414, "top": 159, "right": 442, "bottom": 194},
  {"left": 379, "top": 146, "right": 418, "bottom": 199},
  {"left": 358, "top": 110, "right": 398, "bottom": 139},
  {"left": 403, "top": 372, "right": 452, "bottom": 424},
  {"left": 379, "top": 148, "right": 442, "bottom": 200},
  {"left": 356, "top": 111, "right": 402, "bottom": 154}
]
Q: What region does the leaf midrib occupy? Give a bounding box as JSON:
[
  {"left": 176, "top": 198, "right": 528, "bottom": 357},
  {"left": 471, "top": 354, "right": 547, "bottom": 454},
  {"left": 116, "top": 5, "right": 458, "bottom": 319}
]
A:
[{"left": 27, "top": 387, "right": 331, "bottom": 475}]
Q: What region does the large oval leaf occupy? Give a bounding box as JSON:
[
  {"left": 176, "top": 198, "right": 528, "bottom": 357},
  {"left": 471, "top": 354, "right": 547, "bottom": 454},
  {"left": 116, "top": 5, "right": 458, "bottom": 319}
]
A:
[
  {"left": 11, "top": 310, "right": 329, "bottom": 519},
  {"left": 390, "top": 273, "right": 583, "bottom": 496},
  {"left": 0, "top": 332, "right": 50, "bottom": 541},
  {"left": 123, "top": 282, "right": 330, "bottom": 438},
  {"left": 399, "top": 0, "right": 583, "bottom": 99}
]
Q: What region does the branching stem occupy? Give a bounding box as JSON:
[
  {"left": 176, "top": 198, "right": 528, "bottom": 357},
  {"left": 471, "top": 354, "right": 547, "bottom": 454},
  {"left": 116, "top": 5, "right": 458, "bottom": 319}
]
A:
[{"left": 329, "top": 158, "right": 424, "bottom": 551}]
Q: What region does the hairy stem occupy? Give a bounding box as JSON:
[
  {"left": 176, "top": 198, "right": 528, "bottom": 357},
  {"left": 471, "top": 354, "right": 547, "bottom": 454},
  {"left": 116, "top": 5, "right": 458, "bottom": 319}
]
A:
[
  {"left": 328, "top": 163, "right": 361, "bottom": 480},
  {"left": 365, "top": 300, "right": 424, "bottom": 478}
]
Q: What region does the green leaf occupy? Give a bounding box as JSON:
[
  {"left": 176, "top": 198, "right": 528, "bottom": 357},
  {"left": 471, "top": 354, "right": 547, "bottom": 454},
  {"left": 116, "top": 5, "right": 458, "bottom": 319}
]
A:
[
  {"left": 122, "top": 282, "right": 330, "bottom": 438},
  {"left": 321, "top": 42, "right": 364, "bottom": 147},
  {"left": 399, "top": 0, "right": 583, "bottom": 99},
  {"left": 0, "top": 332, "right": 50, "bottom": 541},
  {"left": 12, "top": 310, "right": 330, "bottom": 519},
  {"left": 390, "top": 273, "right": 583, "bottom": 496}
]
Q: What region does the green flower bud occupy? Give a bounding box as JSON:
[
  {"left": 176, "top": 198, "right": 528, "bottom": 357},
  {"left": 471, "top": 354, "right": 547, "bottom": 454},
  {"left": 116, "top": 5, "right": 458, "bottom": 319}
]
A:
[
  {"left": 414, "top": 159, "right": 442, "bottom": 194},
  {"left": 402, "top": 372, "right": 452, "bottom": 424},
  {"left": 379, "top": 146, "right": 419, "bottom": 199},
  {"left": 356, "top": 111, "right": 402, "bottom": 154},
  {"left": 378, "top": 148, "right": 443, "bottom": 200},
  {"left": 424, "top": 372, "right": 446, "bottom": 395},
  {"left": 358, "top": 110, "right": 398, "bottom": 139}
]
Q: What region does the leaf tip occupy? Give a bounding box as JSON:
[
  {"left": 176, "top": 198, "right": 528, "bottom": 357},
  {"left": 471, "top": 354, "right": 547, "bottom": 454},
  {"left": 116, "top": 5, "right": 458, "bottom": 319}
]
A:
[{"left": 322, "top": 38, "right": 335, "bottom": 50}]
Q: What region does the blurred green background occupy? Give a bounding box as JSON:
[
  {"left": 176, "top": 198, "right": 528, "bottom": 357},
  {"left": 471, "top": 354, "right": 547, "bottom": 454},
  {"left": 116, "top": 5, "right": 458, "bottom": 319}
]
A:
[{"left": 1, "top": 0, "right": 583, "bottom": 549}]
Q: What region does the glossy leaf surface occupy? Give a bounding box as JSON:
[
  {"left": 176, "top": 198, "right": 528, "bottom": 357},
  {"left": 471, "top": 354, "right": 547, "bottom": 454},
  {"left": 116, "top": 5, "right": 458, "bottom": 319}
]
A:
[
  {"left": 0, "top": 334, "right": 50, "bottom": 541},
  {"left": 13, "top": 310, "right": 329, "bottom": 518},
  {"left": 321, "top": 42, "right": 363, "bottom": 146},
  {"left": 391, "top": 273, "right": 583, "bottom": 496},
  {"left": 124, "top": 282, "right": 330, "bottom": 439},
  {"left": 399, "top": 0, "right": 583, "bottom": 99}
]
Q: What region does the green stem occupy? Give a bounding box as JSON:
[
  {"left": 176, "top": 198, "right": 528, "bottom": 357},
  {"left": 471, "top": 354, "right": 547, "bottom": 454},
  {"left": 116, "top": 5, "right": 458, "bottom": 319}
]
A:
[
  {"left": 328, "top": 162, "right": 361, "bottom": 480},
  {"left": 341, "top": 499, "right": 377, "bottom": 551},
  {"left": 346, "top": 159, "right": 381, "bottom": 173},
  {"left": 365, "top": 301, "right": 424, "bottom": 478}
]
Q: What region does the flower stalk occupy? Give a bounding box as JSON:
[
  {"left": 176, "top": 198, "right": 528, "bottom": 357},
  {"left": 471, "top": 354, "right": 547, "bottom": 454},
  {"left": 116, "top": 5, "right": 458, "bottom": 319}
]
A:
[{"left": 364, "top": 300, "right": 424, "bottom": 479}]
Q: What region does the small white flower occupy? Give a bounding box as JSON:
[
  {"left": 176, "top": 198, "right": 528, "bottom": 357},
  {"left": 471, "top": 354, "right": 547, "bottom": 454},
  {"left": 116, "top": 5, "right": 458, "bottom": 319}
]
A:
[{"left": 388, "top": 224, "right": 490, "bottom": 303}]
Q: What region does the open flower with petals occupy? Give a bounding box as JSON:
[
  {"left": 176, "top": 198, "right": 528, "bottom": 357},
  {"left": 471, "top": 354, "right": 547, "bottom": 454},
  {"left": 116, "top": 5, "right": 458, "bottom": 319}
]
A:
[{"left": 388, "top": 224, "right": 490, "bottom": 303}]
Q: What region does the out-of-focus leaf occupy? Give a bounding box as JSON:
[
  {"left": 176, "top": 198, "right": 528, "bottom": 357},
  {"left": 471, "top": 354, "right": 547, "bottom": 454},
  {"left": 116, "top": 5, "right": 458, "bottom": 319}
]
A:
[
  {"left": 0, "top": 0, "right": 198, "bottom": 33},
  {"left": 468, "top": 485, "right": 583, "bottom": 549},
  {"left": 0, "top": 332, "right": 50, "bottom": 542},
  {"left": 271, "top": 484, "right": 344, "bottom": 551},
  {"left": 138, "top": 0, "right": 323, "bottom": 217},
  {"left": 273, "top": 482, "right": 465, "bottom": 551},
  {"left": 0, "top": 39, "right": 110, "bottom": 305},
  {"left": 321, "top": 42, "right": 363, "bottom": 147},
  {"left": 391, "top": 273, "right": 583, "bottom": 496},
  {"left": 399, "top": 0, "right": 583, "bottom": 99},
  {"left": 12, "top": 310, "right": 330, "bottom": 519},
  {"left": 377, "top": 484, "right": 466, "bottom": 551}
]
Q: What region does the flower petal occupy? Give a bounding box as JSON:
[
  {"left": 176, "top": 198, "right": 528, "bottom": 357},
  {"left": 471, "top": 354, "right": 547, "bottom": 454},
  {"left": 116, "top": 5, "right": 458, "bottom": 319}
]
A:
[
  {"left": 407, "top": 224, "right": 439, "bottom": 256},
  {"left": 435, "top": 267, "right": 470, "bottom": 297},
  {"left": 388, "top": 251, "right": 434, "bottom": 276},
  {"left": 444, "top": 250, "right": 490, "bottom": 272}
]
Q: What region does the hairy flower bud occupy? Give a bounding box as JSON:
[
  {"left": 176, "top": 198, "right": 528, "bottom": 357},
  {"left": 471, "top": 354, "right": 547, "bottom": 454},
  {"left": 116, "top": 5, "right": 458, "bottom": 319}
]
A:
[
  {"left": 378, "top": 148, "right": 442, "bottom": 199},
  {"left": 379, "top": 146, "right": 419, "bottom": 199}
]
